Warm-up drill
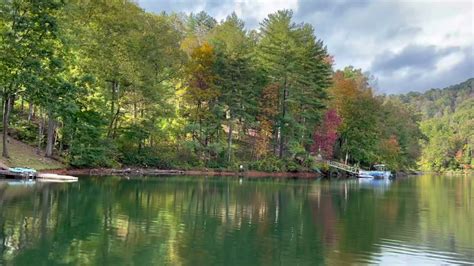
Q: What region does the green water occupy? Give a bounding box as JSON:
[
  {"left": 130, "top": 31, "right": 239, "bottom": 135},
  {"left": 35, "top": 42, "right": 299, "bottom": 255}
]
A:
[{"left": 0, "top": 175, "right": 472, "bottom": 265}]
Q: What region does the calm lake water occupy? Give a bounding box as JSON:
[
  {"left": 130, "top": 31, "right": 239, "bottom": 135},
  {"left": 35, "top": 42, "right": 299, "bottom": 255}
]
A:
[{"left": 0, "top": 175, "right": 473, "bottom": 265}]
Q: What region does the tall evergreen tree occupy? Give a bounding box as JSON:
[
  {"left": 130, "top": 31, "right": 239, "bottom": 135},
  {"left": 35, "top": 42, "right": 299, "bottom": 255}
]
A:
[
  {"left": 257, "top": 10, "right": 331, "bottom": 158},
  {"left": 210, "top": 13, "right": 258, "bottom": 162}
]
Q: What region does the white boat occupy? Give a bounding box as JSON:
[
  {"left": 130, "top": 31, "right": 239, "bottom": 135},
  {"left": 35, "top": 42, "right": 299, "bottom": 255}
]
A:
[{"left": 358, "top": 164, "right": 392, "bottom": 179}]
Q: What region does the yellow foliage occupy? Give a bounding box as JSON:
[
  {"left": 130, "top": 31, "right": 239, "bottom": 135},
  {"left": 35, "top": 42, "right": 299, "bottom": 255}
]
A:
[{"left": 255, "top": 83, "right": 279, "bottom": 158}]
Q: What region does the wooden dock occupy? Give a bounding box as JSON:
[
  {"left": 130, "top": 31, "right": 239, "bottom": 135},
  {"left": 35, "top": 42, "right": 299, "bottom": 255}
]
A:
[{"left": 327, "top": 160, "right": 360, "bottom": 175}]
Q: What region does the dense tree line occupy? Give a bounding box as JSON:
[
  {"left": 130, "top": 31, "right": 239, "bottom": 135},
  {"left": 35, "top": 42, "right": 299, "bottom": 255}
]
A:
[
  {"left": 317, "top": 67, "right": 423, "bottom": 171},
  {"left": 393, "top": 78, "right": 473, "bottom": 172},
  {"left": 1, "top": 0, "right": 425, "bottom": 171}
]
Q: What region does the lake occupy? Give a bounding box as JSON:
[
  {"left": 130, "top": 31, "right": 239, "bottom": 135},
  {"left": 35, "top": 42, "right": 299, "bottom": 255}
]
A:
[{"left": 0, "top": 175, "right": 473, "bottom": 265}]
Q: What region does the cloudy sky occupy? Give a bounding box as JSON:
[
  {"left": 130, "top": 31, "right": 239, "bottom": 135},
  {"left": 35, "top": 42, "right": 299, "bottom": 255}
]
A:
[{"left": 138, "top": 0, "right": 474, "bottom": 94}]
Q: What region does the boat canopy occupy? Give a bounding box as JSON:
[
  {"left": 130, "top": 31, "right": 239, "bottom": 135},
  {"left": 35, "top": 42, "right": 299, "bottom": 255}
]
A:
[
  {"left": 9, "top": 167, "right": 37, "bottom": 174},
  {"left": 373, "top": 164, "right": 387, "bottom": 171}
]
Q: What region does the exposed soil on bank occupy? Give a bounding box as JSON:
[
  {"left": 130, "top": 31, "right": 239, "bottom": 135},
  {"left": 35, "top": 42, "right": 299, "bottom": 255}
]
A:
[
  {"left": 0, "top": 136, "right": 64, "bottom": 170},
  {"left": 44, "top": 167, "right": 320, "bottom": 179}
]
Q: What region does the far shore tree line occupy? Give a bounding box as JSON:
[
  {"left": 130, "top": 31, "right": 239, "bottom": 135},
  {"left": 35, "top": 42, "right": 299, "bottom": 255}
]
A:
[{"left": 1, "top": 0, "right": 470, "bottom": 172}]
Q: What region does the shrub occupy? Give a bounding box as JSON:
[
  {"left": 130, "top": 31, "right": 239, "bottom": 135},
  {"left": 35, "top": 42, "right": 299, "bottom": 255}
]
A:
[
  {"left": 285, "top": 160, "right": 300, "bottom": 172},
  {"left": 120, "top": 149, "right": 175, "bottom": 169},
  {"left": 11, "top": 119, "right": 38, "bottom": 145},
  {"left": 69, "top": 139, "right": 118, "bottom": 168},
  {"left": 249, "top": 156, "right": 285, "bottom": 172}
]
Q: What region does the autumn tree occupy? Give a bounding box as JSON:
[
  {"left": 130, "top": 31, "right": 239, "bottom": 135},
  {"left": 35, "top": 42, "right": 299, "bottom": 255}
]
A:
[
  {"left": 329, "top": 67, "right": 423, "bottom": 169},
  {"left": 255, "top": 83, "right": 279, "bottom": 159},
  {"left": 0, "top": 2, "right": 429, "bottom": 170},
  {"left": 311, "top": 109, "right": 341, "bottom": 159},
  {"left": 182, "top": 42, "right": 219, "bottom": 159},
  {"left": 328, "top": 68, "right": 380, "bottom": 165}
]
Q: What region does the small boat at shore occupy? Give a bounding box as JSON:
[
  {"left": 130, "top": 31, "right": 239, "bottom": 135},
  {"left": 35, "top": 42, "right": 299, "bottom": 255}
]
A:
[{"left": 358, "top": 164, "right": 392, "bottom": 179}]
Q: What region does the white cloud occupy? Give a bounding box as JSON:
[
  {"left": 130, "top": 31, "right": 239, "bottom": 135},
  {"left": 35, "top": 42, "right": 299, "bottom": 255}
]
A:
[
  {"left": 294, "top": 0, "right": 473, "bottom": 92},
  {"left": 218, "top": 0, "right": 299, "bottom": 24},
  {"left": 138, "top": 0, "right": 474, "bottom": 93}
]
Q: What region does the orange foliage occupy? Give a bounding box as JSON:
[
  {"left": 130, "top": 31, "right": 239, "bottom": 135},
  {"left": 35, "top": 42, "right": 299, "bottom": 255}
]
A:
[
  {"left": 329, "top": 69, "right": 373, "bottom": 116},
  {"left": 183, "top": 42, "right": 220, "bottom": 145},
  {"left": 255, "top": 83, "right": 279, "bottom": 158},
  {"left": 455, "top": 149, "right": 463, "bottom": 161},
  {"left": 380, "top": 135, "right": 401, "bottom": 164},
  {"left": 184, "top": 42, "right": 219, "bottom": 109}
]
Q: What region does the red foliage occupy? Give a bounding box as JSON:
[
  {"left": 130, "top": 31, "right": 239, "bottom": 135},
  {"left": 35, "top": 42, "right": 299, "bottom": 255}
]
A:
[{"left": 312, "top": 109, "right": 342, "bottom": 159}]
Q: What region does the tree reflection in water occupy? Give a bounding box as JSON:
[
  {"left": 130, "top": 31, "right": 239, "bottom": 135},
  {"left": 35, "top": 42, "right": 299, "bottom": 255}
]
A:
[{"left": 0, "top": 175, "right": 472, "bottom": 265}]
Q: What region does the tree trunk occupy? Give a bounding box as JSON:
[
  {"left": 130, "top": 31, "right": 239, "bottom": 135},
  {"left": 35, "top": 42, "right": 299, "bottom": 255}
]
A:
[
  {"left": 273, "top": 128, "right": 278, "bottom": 156},
  {"left": 133, "top": 101, "right": 137, "bottom": 121},
  {"left": 111, "top": 81, "right": 117, "bottom": 120},
  {"left": 37, "top": 112, "right": 44, "bottom": 155},
  {"left": 279, "top": 79, "right": 287, "bottom": 159},
  {"left": 9, "top": 95, "right": 15, "bottom": 113},
  {"left": 20, "top": 97, "right": 24, "bottom": 113},
  {"left": 2, "top": 95, "right": 11, "bottom": 158},
  {"left": 112, "top": 107, "right": 120, "bottom": 139},
  {"left": 28, "top": 102, "right": 34, "bottom": 121},
  {"left": 107, "top": 81, "right": 120, "bottom": 138},
  {"left": 227, "top": 112, "right": 233, "bottom": 163},
  {"left": 45, "top": 113, "right": 56, "bottom": 157}
]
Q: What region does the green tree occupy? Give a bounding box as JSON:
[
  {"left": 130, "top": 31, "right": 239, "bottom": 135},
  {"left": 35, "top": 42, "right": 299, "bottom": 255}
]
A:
[
  {"left": 330, "top": 68, "right": 383, "bottom": 166},
  {"left": 257, "top": 10, "right": 331, "bottom": 159},
  {"left": 0, "top": 0, "right": 64, "bottom": 158},
  {"left": 395, "top": 78, "right": 473, "bottom": 172},
  {"left": 210, "top": 13, "right": 258, "bottom": 163}
]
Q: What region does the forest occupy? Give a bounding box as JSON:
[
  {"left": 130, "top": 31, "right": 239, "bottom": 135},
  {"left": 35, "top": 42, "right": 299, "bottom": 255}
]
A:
[
  {"left": 393, "top": 79, "right": 473, "bottom": 172},
  {"left": 0, "top": 0, "right": 470, "bottom": 172}
]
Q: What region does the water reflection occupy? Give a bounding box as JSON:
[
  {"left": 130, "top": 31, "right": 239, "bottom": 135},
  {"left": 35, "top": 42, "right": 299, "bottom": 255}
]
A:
[{"left": 0, "top": 175, "right": 472, "bottom": 265}]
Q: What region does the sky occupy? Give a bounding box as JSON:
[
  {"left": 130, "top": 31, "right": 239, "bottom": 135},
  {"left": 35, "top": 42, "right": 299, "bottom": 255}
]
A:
[{"left": 137, "top": 0, "right": 474, "bottom": 94}]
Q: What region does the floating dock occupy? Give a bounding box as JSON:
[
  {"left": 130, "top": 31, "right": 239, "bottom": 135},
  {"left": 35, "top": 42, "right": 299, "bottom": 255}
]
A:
[{"left": 37, "top": 173, "right": 78, "bottom": 182}]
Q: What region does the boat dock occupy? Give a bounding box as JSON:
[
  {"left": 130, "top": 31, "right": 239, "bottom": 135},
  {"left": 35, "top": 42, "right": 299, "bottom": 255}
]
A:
[
  {"left": 326, "top": 160, "right": 392, "bottom": 179},
  {"left": 0, "top": 168, "right": 78, "bottom": 183},
  {"left": 0, "top": 169, "right": 37, "bottom": 179},
  {"left": 327, "top": 160, "right": 360, "bottom": 175}
]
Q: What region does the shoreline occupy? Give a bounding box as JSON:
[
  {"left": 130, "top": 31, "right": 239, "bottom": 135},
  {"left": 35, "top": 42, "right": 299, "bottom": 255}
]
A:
[
  {"left": 34, "top": 168, "right": 474, "bottom": 181},
  {"left": 43, "top": 167, "right": 321, "bottom": 179}
]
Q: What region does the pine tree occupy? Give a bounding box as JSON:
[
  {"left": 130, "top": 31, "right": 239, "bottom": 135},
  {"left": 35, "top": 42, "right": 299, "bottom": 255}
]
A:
[
  {"left": 210, "top": 13, "right": 258, "bottom": 163},
  {"left": 257, "top": 10, "right": 331, "bottom": 158}
]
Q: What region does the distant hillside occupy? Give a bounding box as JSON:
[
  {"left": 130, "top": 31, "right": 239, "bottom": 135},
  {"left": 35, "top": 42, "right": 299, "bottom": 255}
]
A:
[
  {"left": 395, "top": 78, "right": 473, "bottom": 120},
  {"left": 394, "top": 78, "right": 473, "bottom": 172}
]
